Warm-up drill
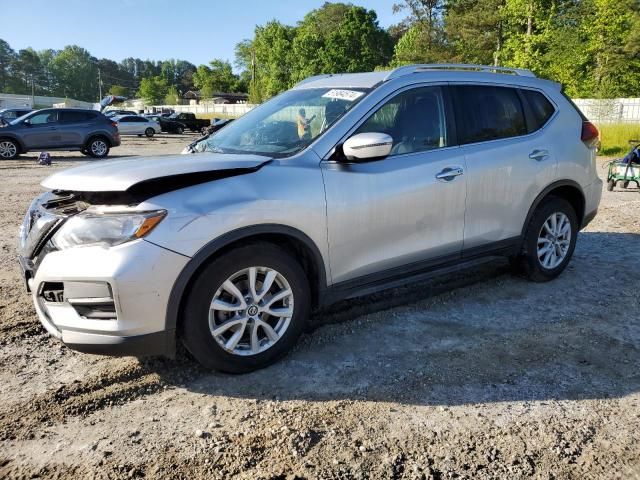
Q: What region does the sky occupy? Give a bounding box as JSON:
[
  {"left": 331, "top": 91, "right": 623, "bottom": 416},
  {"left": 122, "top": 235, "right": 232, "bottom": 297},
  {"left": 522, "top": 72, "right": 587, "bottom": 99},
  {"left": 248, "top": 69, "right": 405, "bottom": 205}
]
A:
[{"left": 0, "top": 0, "right": 399, "bottom": 67}]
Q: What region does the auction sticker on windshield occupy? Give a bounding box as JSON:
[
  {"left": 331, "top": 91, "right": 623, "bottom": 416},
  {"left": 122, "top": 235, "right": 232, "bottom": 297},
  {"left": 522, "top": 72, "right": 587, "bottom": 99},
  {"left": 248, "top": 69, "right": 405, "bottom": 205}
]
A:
[{"left": 322, "top": 89, "right": 365, "bottom": 101}]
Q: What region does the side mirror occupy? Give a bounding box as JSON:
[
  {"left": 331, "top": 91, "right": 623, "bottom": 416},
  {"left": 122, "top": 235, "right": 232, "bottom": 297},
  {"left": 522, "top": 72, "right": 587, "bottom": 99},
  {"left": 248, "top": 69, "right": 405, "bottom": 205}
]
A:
[
  {"left": 23, "top": 119, "right": 31, "bottom": 126},
  {"left": 342, "top": 132, "right": 393, "bottom": 161}
]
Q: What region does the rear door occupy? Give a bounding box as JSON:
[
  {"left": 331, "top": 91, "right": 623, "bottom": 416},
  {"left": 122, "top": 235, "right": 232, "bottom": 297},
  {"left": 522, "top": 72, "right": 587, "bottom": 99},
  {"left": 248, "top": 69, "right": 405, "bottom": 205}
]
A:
[
  {"left": 322, "top": 85, "right": 467, "bottom": 283},
  {"left": 117, "top": 116, "right": 135, "bottom": 134},
  {"left": 58, "top": 111, "right": 94, "bottom": 147},
  {"left": 451, "top": 84, "right": 558, "bottom": 251}
]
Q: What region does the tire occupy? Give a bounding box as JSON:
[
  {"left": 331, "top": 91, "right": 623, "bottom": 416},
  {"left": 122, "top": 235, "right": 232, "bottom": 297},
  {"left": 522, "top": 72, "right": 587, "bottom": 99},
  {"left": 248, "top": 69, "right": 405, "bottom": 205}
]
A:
[
  {"left": 86, "top": 137, "right": 110, "bottom": 158},
  {"left": 622, "top": 181, "right": 630, "bottom": 189},
  {"left": 607, "top": 179, "right": 615, "bottom": 191},
  {"left": 0, "top": 139, "right": 19, "bottom": 160},
  {"left": 175, "top": 126, "right": 184, "bottom": 135},
  {"left": 145, "top": 128, "right": 155, "bottom": 138},
  {"left": 512, "top": 196, "right": 578, "bottom": 282},
  {"left": 181, "top": 243, "right": 311, "bottom": 373}
]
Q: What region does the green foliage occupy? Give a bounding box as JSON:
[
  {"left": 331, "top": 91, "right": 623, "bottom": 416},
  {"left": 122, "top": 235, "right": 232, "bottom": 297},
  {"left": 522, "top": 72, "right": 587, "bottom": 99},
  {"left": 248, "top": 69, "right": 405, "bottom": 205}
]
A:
[
  {"left": 164, "top": 85, "right": 180, "bottom": 105},
  {"left": 137, "top": 76, "right": 168, "bottom": 104},
  {"left": 49, "top": 45, "right": 98, "bottom": 101},
  {"left": 108, "top": 84, "right": 128, "bottom": 97},
  {"left": 598, "top": 123, "right": 640, "bottom": 156},
  {"left": 192, "top": 59, "right": 241, "bottom": 99}
]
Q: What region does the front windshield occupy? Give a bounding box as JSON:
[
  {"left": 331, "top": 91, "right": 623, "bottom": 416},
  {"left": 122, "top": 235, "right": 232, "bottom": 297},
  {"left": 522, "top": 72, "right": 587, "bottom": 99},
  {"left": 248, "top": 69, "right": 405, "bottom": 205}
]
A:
[{"left": 191, "top": 87, "right": 369, "bottom": 157}]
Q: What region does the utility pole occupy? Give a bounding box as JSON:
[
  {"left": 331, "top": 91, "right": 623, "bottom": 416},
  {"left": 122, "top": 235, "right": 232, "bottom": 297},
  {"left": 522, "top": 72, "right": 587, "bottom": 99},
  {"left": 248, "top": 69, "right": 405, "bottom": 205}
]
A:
[
  {"left": 98, "top": 68, "right": 103, "bottom": 99},
  {"left": 30, "top": 75, "right": 35, "bottom": 108}
]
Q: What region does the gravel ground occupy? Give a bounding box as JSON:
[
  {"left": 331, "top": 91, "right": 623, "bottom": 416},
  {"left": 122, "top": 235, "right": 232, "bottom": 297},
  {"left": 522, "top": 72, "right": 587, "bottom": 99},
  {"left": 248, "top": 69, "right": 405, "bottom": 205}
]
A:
[{"left": 0, "top": 136, "right": 638, "bottom": 479}]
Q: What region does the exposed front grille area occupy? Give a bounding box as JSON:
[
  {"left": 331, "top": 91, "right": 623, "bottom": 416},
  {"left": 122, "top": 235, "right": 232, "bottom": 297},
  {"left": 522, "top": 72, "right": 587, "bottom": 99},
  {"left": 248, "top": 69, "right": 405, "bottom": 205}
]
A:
[{"left": 37, "top": 280, "right": 118, "bottom": 322}]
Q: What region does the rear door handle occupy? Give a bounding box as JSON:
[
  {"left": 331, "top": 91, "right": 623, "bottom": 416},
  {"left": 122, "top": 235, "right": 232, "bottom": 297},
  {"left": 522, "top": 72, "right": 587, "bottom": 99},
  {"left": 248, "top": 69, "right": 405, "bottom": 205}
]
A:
[
  {"left": 529, "top": 149, "right": 550, "bottom": 161},
  {"left": 435, "top": 166, "right": 464, "bottom": 181}
]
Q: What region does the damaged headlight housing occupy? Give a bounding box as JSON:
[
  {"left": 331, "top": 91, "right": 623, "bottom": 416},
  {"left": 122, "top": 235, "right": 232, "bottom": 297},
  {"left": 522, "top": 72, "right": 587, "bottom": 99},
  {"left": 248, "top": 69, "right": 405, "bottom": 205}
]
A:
[{"left": 51, "top": 210, "right": 166, "bottom": 250}]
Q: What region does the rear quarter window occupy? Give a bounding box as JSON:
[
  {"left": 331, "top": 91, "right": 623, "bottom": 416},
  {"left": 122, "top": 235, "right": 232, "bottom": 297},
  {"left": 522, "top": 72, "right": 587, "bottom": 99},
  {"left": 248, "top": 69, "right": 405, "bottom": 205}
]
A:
[
  {"left": 452, "top": 85, "right": 527, "bottom": 144},
  {"left": 521, "top": 89, "right": 556, "bottom": 132}
]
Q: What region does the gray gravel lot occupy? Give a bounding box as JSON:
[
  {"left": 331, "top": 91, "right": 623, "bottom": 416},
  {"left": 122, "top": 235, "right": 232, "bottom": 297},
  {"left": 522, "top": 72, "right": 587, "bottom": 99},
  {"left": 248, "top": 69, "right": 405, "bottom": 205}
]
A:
[{"left": 0, "top": 136, "right": 638, "bottom": 479}]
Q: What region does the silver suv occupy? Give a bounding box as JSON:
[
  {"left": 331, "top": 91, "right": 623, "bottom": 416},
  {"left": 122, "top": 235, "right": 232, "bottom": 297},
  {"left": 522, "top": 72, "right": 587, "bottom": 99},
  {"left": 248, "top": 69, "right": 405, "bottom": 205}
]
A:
[{"left": 18, "top": 64, "right": 602, "bottom": 372}]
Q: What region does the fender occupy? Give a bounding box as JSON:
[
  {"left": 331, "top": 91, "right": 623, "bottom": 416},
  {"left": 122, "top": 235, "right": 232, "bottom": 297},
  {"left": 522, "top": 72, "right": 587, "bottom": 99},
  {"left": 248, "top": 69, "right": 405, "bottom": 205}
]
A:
[
  {"left": 520, "top": 179, "right": 585, "bottom": 237},
  {"left": 164, "top": 223, "right": 328, "bottom": 332},
  {"left": 0, "top": 132, "right": 26, "bottom": 153}
]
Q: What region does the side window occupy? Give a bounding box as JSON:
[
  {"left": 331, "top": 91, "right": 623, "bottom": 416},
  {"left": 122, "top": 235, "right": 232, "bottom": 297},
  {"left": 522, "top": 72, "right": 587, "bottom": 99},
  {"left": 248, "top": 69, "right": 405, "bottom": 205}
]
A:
[
  {"left": 521, "top": 89, "right": 555, "bottom": 132},
  {"left": 354, "top": 86, "right": 448, "bottom": 156},
  {"left": 60, "top": 111, "right": 92, "bottom": 123},
  {"left": 28, "top": 111, "right": 58, "bottom": 125},
  {"left": 453, "top": 85, "right": 527, "bottom": 144}
]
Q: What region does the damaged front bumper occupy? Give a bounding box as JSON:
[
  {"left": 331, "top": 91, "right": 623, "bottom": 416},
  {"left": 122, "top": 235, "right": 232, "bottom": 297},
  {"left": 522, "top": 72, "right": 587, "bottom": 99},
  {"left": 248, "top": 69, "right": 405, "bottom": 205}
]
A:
[{"left": 18, "top": 191, "right": 189, "bottom": 357}]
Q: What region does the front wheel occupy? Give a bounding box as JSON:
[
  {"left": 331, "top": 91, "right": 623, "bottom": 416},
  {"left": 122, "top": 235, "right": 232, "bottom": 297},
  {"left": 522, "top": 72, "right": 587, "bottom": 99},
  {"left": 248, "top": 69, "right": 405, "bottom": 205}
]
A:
[
  {"left": 145, "top": 128, "right": 155, "bottom": 138},
  {"left": 0, "top": 139, "right": 19, "bottom": 159},
  {"left": 180, "top": 243, "right": 310, "bottom": 373},
  {"left": 512, "top": 196, "right": 578, "bottom": 282},
  {"left": 175, "top": 126, "right": 184, "bottom": 135},
  {"left": 607, "top": 179, "right": 615, "bottom": 191}
]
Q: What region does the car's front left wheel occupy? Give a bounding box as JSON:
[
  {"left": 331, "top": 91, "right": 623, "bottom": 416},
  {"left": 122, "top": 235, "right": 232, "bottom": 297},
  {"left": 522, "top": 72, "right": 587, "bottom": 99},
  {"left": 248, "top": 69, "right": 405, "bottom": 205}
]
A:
[
  {"left": 0, "top": 139, "right": 19, "bottom": 159},
  {"left": 181, "top": 243, "right": 311, "bottom": 373}
]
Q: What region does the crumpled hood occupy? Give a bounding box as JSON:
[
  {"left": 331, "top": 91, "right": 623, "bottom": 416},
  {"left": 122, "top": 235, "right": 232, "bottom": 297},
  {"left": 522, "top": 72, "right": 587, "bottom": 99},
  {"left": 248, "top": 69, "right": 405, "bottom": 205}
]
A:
[{"left": 41, "top": 153, "right": 271, "bottom": 192}]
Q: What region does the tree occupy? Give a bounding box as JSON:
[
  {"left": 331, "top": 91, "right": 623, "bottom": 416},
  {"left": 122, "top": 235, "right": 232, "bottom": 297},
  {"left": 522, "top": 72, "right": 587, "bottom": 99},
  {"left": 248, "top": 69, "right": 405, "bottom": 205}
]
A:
[
  {"left": 389, "top": 0, "right": 449, "bottom": 65},
  {"left": 137, "top": 76, "right": 168, "bottom": 104},
  {"left": 292, "top": 4, "right": 393, "bottom": 81},
  {"left": 192, "top": 59, "right": 241, "bottom": 100},
  {"left": 108, "top": 84, "right": 129, "bottom": 97},
  {"left": 164, "top": 85, "right": 180, "bottom": 105},
  {"left": 0, "top": 39, "right": 18, "bottom": 92},
  {"left": 49, "top": 45, "right": 98, "bottom": 101}
]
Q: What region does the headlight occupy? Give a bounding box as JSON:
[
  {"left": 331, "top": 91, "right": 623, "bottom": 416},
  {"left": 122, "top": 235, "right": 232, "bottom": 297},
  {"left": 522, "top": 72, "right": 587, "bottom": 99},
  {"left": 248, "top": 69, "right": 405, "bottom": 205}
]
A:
[{"left": 51, "top": 210, "right": 166, "bottom": 250}]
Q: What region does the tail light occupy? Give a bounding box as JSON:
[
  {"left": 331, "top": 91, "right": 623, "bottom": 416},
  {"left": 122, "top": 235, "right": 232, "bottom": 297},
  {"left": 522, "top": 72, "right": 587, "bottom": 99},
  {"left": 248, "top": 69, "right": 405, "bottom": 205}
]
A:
[{"left": 581, "top": 121, "right": 599, "bottom": 148}]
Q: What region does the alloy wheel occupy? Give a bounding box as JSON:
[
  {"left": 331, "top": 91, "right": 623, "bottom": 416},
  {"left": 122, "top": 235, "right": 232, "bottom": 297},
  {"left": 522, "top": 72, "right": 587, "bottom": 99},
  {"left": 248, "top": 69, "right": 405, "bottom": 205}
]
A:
[
  {"left": 537, "top": 212, "right": 571, "bottom": 269},
  {"left": 90, "top": 140, "right": 107, "bottom": 156},
  {"left": 208, "top": 266, "right": 294, "bottom": 356},
  {"left": 0, "top": 141, "right": 17, "bottom": 159}
]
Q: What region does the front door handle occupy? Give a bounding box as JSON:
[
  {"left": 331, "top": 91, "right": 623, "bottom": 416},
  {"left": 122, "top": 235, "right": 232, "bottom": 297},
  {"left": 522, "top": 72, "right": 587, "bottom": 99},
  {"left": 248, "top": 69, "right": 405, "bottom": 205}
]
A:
[
  {"left": 435, "top": 166, "right": 464, "bottom": 181},
  {"left": 529, "top": 149, "right": 550, "bottom": 161}
]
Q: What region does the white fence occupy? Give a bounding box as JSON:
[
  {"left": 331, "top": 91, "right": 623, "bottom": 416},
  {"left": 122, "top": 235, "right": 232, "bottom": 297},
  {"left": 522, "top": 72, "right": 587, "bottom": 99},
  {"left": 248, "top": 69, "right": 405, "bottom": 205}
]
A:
[
  {"left": 148, "top": 103, "right": 256, "bottom": 117},
  {"left": 140, "top": 97, "right": 640, "bottom": 123},
  {"left": 573, "top": 98, "right": 640, "bottom": 123}
]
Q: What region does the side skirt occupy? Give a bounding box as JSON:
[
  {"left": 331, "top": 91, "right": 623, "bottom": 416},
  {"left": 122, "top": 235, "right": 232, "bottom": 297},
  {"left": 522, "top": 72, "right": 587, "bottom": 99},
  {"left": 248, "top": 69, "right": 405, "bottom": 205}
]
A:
[{"left": 320, "top": 237, "right": 521, "bottom": 306}]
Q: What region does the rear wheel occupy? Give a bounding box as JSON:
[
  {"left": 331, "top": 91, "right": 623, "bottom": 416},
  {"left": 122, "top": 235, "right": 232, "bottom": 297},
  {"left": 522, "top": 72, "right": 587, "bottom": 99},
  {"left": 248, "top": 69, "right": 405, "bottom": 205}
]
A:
[
  {"left": 145, "top": 128, "right": 155, "bottom": 138},
  {"left": 181, "top": 243, "right": 310, "bottom": 373},
  {"left": 622, "top": 181, "right": 630, "bottom": 189},
  {"left": 512, "top": 196, "right": 578, "bottom": 282},
  {"left": 607, "top": 179, "right": 615, "bottom": 191},
  {"left": 86, "top": 137, "right": 110, "bottom": 158},
  {"left": 0, "top": 139, "right": 19, "bottom": 159}
]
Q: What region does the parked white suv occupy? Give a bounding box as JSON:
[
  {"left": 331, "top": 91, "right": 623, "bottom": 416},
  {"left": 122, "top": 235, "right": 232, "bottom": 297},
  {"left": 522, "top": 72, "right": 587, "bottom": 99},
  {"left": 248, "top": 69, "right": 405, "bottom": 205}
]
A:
[{"left": 18, "top": 64, "right": 602, "bottom": 372}]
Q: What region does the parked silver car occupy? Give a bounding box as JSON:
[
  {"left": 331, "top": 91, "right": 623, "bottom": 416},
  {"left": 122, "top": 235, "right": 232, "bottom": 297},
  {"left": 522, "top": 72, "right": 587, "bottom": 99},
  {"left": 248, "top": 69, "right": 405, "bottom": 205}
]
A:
[
  {"left": 0, "top": 108, "right": 120, "bottom": 159},
  {"left": 113, "top": 115, "right": 161, "bottom": 137},
  {"left": 18, "top": 64, "right": 602, "bottom": 372}
]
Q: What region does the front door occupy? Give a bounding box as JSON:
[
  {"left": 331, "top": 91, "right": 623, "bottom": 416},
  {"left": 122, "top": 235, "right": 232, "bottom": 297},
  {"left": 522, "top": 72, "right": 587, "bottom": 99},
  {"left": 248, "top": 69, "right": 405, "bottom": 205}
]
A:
[
  {"left": 321, "top": 86, "right": 467, "bottom": 284},
  {"left": 21, "top": 111, "right": 60, "bottom": 149}
]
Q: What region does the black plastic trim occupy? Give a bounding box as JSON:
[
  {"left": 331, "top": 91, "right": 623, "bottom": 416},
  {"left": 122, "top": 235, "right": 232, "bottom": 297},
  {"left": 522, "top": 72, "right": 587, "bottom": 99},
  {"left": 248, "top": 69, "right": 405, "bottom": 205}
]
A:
[
  {"left": 321, "top": 236, "right": 522, "bottom": 305},
  {"left": 521, "top": 180, "right": 586, "bottom": 236},
  {"left": 165, "top": 224, "right": 328, "bottom": 332},
  {"left": 65, "top": 329, "right": 175, "bottom": 357}
]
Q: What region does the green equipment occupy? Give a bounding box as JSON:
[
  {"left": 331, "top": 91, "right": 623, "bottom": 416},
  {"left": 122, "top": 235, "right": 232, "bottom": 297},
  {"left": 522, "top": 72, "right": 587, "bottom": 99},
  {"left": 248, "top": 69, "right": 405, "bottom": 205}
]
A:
[{"left": 606, "top": 140, "right": 640, "bottom": 191}]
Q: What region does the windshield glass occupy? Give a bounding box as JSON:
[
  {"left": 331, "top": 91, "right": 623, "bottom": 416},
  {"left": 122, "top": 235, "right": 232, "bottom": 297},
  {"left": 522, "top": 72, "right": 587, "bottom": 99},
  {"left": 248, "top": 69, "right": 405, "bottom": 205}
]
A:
[{"left": 191, "top": 87, "right": 369, "bottom": 157}]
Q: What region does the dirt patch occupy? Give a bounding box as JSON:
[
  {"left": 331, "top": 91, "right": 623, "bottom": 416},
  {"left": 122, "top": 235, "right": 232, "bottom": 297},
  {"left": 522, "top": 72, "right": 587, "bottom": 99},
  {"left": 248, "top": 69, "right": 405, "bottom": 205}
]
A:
[{"left": 0, "top": 141, "right": 638, "bottom": 479}]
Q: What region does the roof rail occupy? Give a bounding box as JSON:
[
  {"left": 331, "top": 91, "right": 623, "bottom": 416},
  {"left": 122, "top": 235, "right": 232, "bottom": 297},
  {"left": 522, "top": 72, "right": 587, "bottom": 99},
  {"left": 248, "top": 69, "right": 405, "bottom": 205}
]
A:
[{"left": 383, "top": 63, "right": 536, "bottom": 81}]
